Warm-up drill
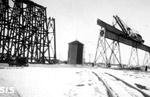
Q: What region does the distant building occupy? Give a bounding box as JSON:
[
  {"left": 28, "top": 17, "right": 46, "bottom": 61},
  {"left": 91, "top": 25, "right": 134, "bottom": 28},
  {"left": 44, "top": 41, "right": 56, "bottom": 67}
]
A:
[{"left": 68, "top": 40, "right": 84, "bottom": 64}]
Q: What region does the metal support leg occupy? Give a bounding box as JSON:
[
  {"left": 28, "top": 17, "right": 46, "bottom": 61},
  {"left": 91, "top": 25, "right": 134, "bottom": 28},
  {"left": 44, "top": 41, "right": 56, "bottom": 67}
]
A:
[
  {"left": 109, "top": 41, "right": 122, "bottom": 68},
  {"left": 129, "top": 47, "right": 139, "bottom": 67},
  {"left": 143, "top": 51, "right": 150, "bottom": 67},
  {"left": 94, "top": 28, "right": 108, "bottom": 66}
]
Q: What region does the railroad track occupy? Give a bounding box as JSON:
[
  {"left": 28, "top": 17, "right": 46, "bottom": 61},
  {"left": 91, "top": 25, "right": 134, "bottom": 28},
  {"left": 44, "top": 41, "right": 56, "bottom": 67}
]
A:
[{"left": 92, "top": 71, "right": 150, "bottom": 97}]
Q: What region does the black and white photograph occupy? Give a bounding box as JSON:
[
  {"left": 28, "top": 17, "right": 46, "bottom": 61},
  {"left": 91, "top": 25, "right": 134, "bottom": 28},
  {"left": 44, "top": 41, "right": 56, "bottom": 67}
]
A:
[{"left": 0, "top": 0, "right": 150, "bottom": 97}]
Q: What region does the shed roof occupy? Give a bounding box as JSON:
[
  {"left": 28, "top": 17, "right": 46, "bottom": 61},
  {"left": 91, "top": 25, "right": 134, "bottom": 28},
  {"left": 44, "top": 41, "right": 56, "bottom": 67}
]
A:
[{"left": 69, "top": 40, "right": 84, "bottom": 45}]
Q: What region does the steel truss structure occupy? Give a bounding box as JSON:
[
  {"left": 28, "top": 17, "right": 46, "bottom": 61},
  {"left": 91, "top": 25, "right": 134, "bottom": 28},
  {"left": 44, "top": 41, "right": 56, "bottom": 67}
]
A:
[
  {"left": 94, "top": 28, "right": 122, "bottom": 67},
  {"left": 129, "top": 47, "right": 139, "bottom": 66},
  {"left": 95, "top": 19, "right": 150, "bottom": 68},
  {"left": 0, "top": 0, "right": 56, "bottom": 64},
  {"left": 143, "top": 52, "right": 150, "bottom": 66}
]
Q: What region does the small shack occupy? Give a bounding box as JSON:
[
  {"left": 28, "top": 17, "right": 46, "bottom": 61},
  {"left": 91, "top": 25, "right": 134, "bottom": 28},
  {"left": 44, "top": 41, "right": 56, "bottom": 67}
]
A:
[{"left": 68, "top": 40, "right": 84, "bottom": 64}]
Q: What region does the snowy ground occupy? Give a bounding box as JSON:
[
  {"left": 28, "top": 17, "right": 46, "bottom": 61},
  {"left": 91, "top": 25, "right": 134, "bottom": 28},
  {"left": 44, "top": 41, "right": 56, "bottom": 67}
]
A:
[
  {"left": 93, "top": 68, "right": 150, "bottom": 97},
  {"left": 0, "top": 63, "right": 150, "bottom": 97}
]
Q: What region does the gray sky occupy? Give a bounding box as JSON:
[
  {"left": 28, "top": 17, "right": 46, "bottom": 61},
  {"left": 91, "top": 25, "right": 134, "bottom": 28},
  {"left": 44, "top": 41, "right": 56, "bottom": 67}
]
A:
[{"left": 33, "top": 0, "right": 150, "bottom": 63}]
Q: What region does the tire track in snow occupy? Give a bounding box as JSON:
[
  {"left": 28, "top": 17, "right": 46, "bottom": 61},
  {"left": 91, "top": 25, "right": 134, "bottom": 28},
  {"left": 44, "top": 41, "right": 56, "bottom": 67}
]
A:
[
  {"left": 74, "top": 70, "right": 109, "bottom": 97},
  {"left": 92, "top": 72, "right": 117, "bottom": 97},
  {"left": 105, "top": 73, "right": 150, "bottom": 97}
]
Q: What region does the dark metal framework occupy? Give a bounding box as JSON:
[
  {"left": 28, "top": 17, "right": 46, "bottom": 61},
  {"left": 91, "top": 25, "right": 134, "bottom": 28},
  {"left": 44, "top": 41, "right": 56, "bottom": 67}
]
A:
[{"left": 0, "top": 0, "right": 56, "bottom": 64}]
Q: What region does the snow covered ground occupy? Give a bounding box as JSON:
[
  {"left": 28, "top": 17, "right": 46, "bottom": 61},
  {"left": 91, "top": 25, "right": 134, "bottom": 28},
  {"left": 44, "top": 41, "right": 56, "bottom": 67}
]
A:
[
  {"left": 0, "top": 64, "right": 149, "bottom": 97},
  {"left": 93, "top": 68, "right": 150, "bottom": 97}
]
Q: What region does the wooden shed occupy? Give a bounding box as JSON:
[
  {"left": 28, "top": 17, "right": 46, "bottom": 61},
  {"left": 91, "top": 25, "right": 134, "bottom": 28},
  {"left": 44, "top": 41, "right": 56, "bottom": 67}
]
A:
[{"left": 68, "top": 40, "right": 84, "bottom": 64}]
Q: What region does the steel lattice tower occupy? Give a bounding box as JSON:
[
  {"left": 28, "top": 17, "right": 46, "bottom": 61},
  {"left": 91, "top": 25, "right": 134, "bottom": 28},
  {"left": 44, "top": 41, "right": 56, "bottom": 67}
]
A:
[
  {"left": 94, "top": 28, "right": 122, "bottom": 68},
  {"left": 0, "top": 0, "right": 56, "bottom": 64}
]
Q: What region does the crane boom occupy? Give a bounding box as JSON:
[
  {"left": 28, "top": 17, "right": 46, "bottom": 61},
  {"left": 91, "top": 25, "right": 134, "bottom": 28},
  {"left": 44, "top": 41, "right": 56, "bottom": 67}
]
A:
[
  {"left": 113, "top": 15, "right": 129, "bottom": 35},
  {"left": 113, "top": 15, "right": 144, "bottom": 44}
]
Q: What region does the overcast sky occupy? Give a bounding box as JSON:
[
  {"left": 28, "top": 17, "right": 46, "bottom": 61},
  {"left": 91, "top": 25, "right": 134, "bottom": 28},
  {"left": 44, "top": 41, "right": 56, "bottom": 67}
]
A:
[{"left": 33, "top": 0, "right": 150, "bottom": 63}]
